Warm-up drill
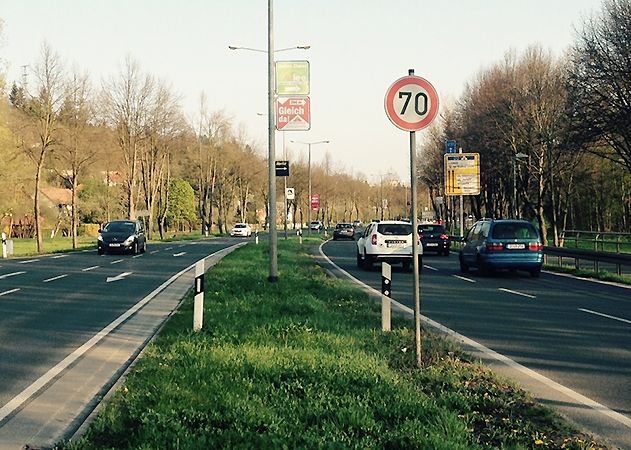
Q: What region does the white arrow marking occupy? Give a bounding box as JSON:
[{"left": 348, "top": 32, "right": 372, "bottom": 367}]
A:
[
  {"left": 0, "top": 271, "right": 26, "bottom": 280},
  {"left": 173, "top": 252, "right": 186, "bottom": 257},
  {"left": 106, "top": 272, "right": 132, "bottom": 283}
]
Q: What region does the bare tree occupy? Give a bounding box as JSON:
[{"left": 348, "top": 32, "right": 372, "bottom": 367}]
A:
[
  {"left": 568, "top": 0, "right": 631, "bottom": 173},
  {"left": 25, "top": 43, "right": 65, "bottom": 253},
  {"left": 55, "top": 69, "right": 98, "bottom": 248},
  {"left": 102, "top": 57, "right": 154, "bottom": 220}
]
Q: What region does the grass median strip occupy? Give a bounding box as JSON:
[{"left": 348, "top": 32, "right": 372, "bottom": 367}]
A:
[{"left": 61, "top": 238, "right": 605, "bottom": 449}]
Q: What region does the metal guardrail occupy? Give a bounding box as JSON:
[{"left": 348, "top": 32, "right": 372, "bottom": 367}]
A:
[
  {"left": 543, "top": 246, "right": 631, "bottom": 276},
  {"left": 560, "top": 230, "right": 631, "bottom": 253}
]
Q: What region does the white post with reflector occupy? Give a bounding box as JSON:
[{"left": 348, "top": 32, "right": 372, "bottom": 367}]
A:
[
  {"left": 381, "top": 262, "right": 392, "bottom": 332},
  {"left": 193, "top": 259, "right": 204, "bottom": 332},
  {"left": 1, "top": 233, "right": 6, "bottom": 259}
]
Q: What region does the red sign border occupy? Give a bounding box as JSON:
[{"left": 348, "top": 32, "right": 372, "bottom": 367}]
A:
[{"left": 384, "top": 75, "right": 439, "bottom": 131}]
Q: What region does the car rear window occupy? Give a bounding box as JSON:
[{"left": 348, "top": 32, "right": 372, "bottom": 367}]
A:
[
  {"left": 235, "top": 224, "right": 246, "bottom": 228},
  {"left": 418, "top": 224, "right": 444, "bottom": 233},
  {"left": 336, "top": 223, "right": 352, "bottom": 229},
  {"left": 377, "top": 223, "right": 412, "bottom": 235},
  {"left": 491, "top": 223, "right": 539, "bottom": 239}
]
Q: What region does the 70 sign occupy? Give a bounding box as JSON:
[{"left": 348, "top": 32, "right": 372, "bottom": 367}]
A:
[{"left": 384, "top": 75, "right": 439, "bottom": 132}]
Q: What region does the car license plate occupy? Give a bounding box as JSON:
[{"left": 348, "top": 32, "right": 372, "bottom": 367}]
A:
[
  {"left": 427, "top": 243, "right": 438, "bottom": 247},
  {"left": 386, "top": 240, "right": 405, "bottom": 248},
  {"left": 109, "top": 243, "right": 121, "bottom": 247},
  {"left": 506, "top": 243, "right": 525, "bottom": 249}
]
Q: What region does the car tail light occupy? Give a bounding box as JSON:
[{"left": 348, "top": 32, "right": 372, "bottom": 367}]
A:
[
  {"left": 528, "top": 242, "right": 543, "bottom": 251},
  {"left": 371, "top": 234, "right": 377, "bottom": 245},
  {"left": 440, "top": 233, "right": 449, "bottom": 240},
  {"left": 418, "top": 233, "right": 423, "bottom": 240},
  {"left": 486, "top": 243, "right": 504, "bottom": 252}
]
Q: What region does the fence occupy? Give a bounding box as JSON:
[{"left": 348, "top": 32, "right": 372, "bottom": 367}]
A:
[{"left": 559, "top": 230, "right": 631, "bottom": 253}]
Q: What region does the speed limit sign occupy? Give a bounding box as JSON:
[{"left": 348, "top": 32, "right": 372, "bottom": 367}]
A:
[{"left": 384, "top": 75, "right": 439, "bottom": 131}]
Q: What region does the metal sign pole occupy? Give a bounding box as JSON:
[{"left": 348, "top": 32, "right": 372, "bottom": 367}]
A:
[{"left": 410, "top": 127, "right": 422, "bottom": 367}]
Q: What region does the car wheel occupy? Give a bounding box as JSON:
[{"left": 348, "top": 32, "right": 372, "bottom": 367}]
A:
[
  {"left": 402, "top": 261, "right": 411, "bottom": 272},
  {"left": 529, "top": 268, "right": 541, "bottom": 278},
  {"left": 141, "top": 241, "right": 147, "bottom": 253},
  {"left": 477, "top": 258, "right": 490, "bottom": 276},
  {"left": 362, "top": 252, "right": 373, "bottom": 271},
  {"left": 132, "top": 241, "right": 139, "bottom": 255},
  {"left": 418, "top": 256, "right": 423, "bottom": 272},
  {"left": 98, "top": 247, "right": 104, "bottom": 256},
  {"left": 443, "top": 249, "right": 450, "bottom": 257},
  {"left": 459, "top": 255, "right": 469, "bottom": 273}
]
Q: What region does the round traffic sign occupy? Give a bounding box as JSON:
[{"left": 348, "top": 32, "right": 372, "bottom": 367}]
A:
[{"left": 384, "top": 75, "right": 439, "bottom": 131}]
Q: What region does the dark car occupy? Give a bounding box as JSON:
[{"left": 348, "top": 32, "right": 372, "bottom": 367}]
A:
[
  {"left": 459, "top": 219, "right": 543, "bottom": 277},
  {"left": 97, "top": 220, "right": 147, "bottom": 255},
  {"left": 333, "top": 222, "right": 355, "bottom": 240},
  {"left": 418, "top": 223, "right": 450, "bottom": 256}
]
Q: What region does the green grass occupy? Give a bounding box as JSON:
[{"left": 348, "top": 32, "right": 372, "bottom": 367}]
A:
[
  {"left": 7, "top": 235, "right": 96, "bottom": 256},
  {"left": 59, "top": 238, "right": 606, "bottom": 450}
]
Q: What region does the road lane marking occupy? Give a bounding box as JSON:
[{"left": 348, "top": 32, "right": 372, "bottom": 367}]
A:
[
  {"left": 316, "top": 242, "right": 631, "bottom": 432},
  {"left": 579, "top": 308, "right": 631, "bottom": 325},
  {"left": 110, "top": 259, "right": 124, "bottom": 264},
  {"left": 165, "top": 247, "right": 173, "bottom": 251},
  {"left": 0, "top": 271, "right": 26, "bottom": 280},
  {"left": 150, "top": 250, "right": 159, "bottom": 254},
  {"left": 106, "top": 272, "right": 133, "bottom": 283},
  {"left": 0, "top": 288, "right": 20, "bottom": 297},
  {"left": 43, "top": 274, "right": 69, "bottom": 283},
  {"left": 173, "top": 252, "right": 186, "bottom": 257},
  {"left": 424, "top": 265, "right": 438, "bottom": 271},
  {"left": 0, "top": 242, "right": 247, "bottom": 424},
  {"left": 82, "top": 266, "right": 99, "bottom": 272},
  {"left": 499, "top": 288, "right": 536, "bottom": 299},
  {"left": 132, "top": 254, "right": 143, "bottom": 259},
  {"left": 452, "top": 274, "right": 476, "bottom": 283},
  {"left": 50, "top": 255, "right": 68, "bottom": 259},
  {"left": 18, "top": 259, "right": 39, "bottom": 264}
]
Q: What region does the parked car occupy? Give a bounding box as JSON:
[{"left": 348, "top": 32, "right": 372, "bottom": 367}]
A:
[
  {"left": 309, "top": 220, "right": 324, "bottom": 231},
  {"left": 230, "top": 223, "right": 252, "bottom": 237},
  {"left": 97, "top": 220, "right": 147, "bottom": 255},
  {"left": 418, "top": 223, "right": 450, "bottom": 256},
  {"left": 459, "top": 219, "right": 543, "bottom": 277},
  {"left": 356, "top": 220, "right": 422, "bottom": 271},
  {"left": 333, "top": 222, "right": 355, "bottom": 240}
]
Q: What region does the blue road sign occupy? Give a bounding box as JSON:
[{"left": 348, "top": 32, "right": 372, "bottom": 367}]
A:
[{"left": 445, "top": 140, "right": 457, "bottom": 154}]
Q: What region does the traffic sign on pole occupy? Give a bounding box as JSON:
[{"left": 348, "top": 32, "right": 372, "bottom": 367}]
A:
[
  {"left": 276, "top": 96, "right": 310, "bottom": 131},
  {"left": 444, "top": 153, "right": 481, "bottom": 196},
  {"left": 384, "top": 75, "right": 439, "bottom": 132},
  {"left": 310, "top": 194, "right": 320, "bottom": 211}
]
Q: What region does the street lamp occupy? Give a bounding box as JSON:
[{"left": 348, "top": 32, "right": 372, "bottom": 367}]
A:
[
  {"left": 228, "top": 2, "right": 309, "bottom": 282},
  {"left": 513, "top": 152, "right": 528, "bottom": 218},
  {"left": 290, "top": 140, "right": 330, "bottom": 236}
]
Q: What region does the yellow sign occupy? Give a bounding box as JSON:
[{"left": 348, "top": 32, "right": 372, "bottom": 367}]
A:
[
  {"left": 444, "top": 153, "right": 480, "bottom": 196},
  {"left": 275, "top": 60, "right": 310, "bottom": 95}
]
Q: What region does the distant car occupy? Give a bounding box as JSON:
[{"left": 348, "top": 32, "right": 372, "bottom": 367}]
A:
[
  {"left": 356, "top": 220, "right": 422, "bottom": 271},
  {"left": 418, "top": 223, "right": 450, "bottom": 256},
  {"left": 352, "top": 220, "right": 363, "bottom": 228},
  {"left": 230, "top": 223, "right": 252, "bottom": 237},
  {"left": 333, "top": 222, "right": 355, "bottom": 240},
  {"left": 459, "top": 219, "right": 543, "bottom": 277},
  {"left": 309, "top": 220, "right": 324, "bottom": 231},
  {"left": 97, "top": 220, "right": 147, "bottom": 255}
]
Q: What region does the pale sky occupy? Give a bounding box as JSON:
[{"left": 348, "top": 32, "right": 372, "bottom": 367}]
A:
[{"left": 1, "top": 0, "right": 601, "bottom": 182}]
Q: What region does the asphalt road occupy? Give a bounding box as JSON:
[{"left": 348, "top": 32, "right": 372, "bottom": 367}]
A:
[
  {"left": 321, "top": 238, "right": 631, "bottom": 449},
  {"left": 0, "top": 238, "right": 244, "bottom": 422}
]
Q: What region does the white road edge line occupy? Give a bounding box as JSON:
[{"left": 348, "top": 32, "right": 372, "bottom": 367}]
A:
[
  {"left": 0, "top": 288, "right": 20, "bottom": 297},
  {"left": 0, "top": 243, "right": 245, "bottom": 423},
  {"left": 579, "top": 308, "right": 631, "bottom": 325},
  {"left": 317, "top": 242, "right": 631, "bottom": 431},
  {"left": 43, "top": 274, "right": 69, "bottom": 283},
  {"left": 498, "top": 288, "right": 536, "bottom": 299},
  {"left": 452, "top": 274, "right": 476, "bottom": 283}
]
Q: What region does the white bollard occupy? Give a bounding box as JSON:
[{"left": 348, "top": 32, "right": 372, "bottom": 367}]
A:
[
  {"left": 193, "top": 259, "right": 204, "bottom": 331},
  {"left": 1, "top": 232, "right": 6, "bottom": 259},
  {"left": 381, "top": 262, "right": 392, "bottom": 332},
  {"left": 255, "top": 231, "right": 259, "bottom": 245}
]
